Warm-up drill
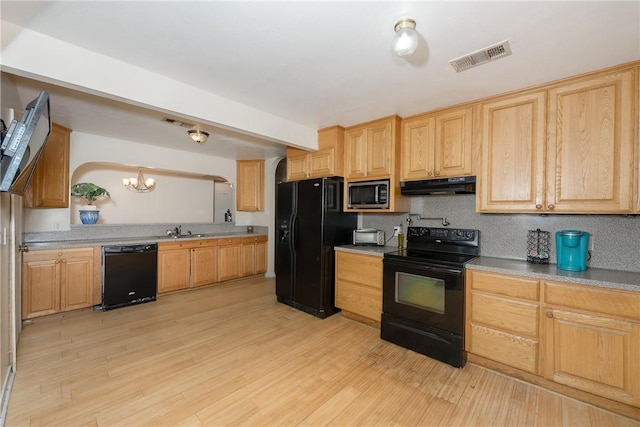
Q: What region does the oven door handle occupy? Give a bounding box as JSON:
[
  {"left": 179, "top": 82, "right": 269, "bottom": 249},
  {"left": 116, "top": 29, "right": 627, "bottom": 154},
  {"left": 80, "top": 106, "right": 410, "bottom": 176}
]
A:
[{"left": 383, "top": 258, "right": 463, "bottom": 275}]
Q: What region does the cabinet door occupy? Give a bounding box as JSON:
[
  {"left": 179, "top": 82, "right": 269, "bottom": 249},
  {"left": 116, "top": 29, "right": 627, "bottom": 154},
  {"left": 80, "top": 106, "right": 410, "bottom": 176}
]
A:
[
  {"left": 218, "top": 240, "right": 241, "bottom": 282},
  {"left": 544, "top": 309, "right": 640, "bottom": 406},
  {"left": 60, "top": 255, "right": 93, "bottom": 312},
  {"left": 344, "top": 127, "right": 368, "bottom": 179},
  {"left": 367, "top": 120, "right": 393, "bottom": 178},
  {"left": 477, "top": 91, "right": 547, "bottom": 212},
  {"left": 158, "top": 249, "right": 190, "bottom": 293},
  {"left": 401, "top": 115, "right": 435, "bottom": 181},
  {"left": 24, "top": 123, "right": 71, "bottom": 208},
  {"left": 236, "top": 160, "right": 264, "bottom": 211},
  {"left": 22, "top": 259, "right": 59, "bottom": 319},
  {"left": 286, "top": 149, "right": 309, "bottom": 181},
  {"left": 308, "top": 149, "right": 335, "bottom": 178},
  {"left": 433, "top": 107, "right": 473, "bottom": 178},
  {"left": 255, "top": 240, "right": 267, "bottom": 274},
  {"left": 335, "top": 252, "right": 383, "bottom": 322},
  {"left": 191, "top": 245, "right": 218, "bottom": 287},
  {"left": 547, "top": 69, "right": 635, "bottom": 213},
  {"left": 241, "top": 242, "right": 256, "bottom": 276}
]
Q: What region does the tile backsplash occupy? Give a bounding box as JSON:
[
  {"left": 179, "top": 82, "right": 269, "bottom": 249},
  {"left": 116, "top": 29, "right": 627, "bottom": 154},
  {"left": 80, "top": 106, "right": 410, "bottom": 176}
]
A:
[{"left": 361, "top": 194, "right": 640, "bottom": 273}]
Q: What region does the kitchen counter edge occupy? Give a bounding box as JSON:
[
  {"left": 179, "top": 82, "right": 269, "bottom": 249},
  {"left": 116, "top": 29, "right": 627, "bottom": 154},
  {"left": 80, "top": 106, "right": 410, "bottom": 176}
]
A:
[
  {"left": 334, "top": 245, "right": 398, "bottom": 257},
  {"left": 23, "top": 233, "right": 268, "bottom": 251},
  {"left": 467, "top": 256, "right": 640, "bottom": 293}
]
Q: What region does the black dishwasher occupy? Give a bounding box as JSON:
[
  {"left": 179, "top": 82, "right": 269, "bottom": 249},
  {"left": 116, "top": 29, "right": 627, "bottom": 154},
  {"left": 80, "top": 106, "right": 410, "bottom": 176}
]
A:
[{"left": 101, "top": 243, "right": 158, "bottom": 310}]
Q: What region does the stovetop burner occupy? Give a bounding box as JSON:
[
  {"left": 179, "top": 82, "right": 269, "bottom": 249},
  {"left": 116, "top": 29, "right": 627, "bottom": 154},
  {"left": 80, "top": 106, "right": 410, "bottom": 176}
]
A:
[{"left": 384, "top": 226, "right": 480, "bottom": 268}]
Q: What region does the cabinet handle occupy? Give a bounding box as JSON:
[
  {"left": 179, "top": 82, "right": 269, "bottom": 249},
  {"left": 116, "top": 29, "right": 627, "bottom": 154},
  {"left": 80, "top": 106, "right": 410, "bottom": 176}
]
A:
[
  {"left": 547, "top": 204, "right": 555, "bottom": 210},
  {"left": 19, "top": 245, "right": 29, "bottom": 253},
  {"left": 57, "top": 252, "right": 63, "bottom": 257},
  {"left": 428, "top": 171, "right": 433, "bottom": 177},
  {"left": 61, "top": 260, "right": 66, "bottom": 263},
  {"left": 535, "top": 204, "right": 543, "bottom": 210},
  {"left": 55, "top": 260, "right": 60, "bottom": 264},
  {"left": 434, "top": 171, "right": 440, "bottom": 176},
  {"left": 546, "top": 311, "right": 553, "bottom": 318}
]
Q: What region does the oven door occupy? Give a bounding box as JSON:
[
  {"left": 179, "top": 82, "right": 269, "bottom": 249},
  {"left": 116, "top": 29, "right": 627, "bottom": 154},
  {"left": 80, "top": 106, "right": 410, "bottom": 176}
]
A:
[{"left": 382, "top": 257, "right": 464, "bottom": 335}]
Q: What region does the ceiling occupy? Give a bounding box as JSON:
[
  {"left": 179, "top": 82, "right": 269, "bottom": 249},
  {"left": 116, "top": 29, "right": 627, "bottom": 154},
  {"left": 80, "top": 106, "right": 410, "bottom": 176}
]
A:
[{"left": 1, "top": 1, "right": 639, "bottom": 160}]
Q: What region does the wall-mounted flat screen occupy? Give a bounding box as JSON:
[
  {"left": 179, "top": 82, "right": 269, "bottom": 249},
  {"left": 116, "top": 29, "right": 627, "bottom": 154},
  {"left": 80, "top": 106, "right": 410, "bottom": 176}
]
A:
[{"left": 0, "top": 91, "right": 51, "bottom": 195}]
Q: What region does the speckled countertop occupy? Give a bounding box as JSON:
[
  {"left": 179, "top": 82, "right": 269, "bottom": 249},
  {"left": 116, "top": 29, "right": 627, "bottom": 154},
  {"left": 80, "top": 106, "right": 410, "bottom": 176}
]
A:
[
  {"left": 335, "top": 245, "right": 640, "bottom": 293},
  {"left": 467, "top": 257, "right": 640, "bottom": 292},
  {"left": 24, "top": 232, "right": 267, "bottom": 251},
  {"left": 335, "top": 245, "right": 398, "bottom": 257}
]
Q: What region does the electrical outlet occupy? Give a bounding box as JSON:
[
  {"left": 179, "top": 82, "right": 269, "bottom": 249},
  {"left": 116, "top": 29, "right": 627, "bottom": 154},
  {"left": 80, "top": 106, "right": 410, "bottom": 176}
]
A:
[{"left": 393, "top": 226, "right": 402, "bottom": 237}]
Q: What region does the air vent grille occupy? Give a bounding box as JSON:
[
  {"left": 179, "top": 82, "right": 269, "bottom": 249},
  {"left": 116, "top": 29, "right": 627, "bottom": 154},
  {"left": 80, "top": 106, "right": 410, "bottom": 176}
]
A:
[
  {"left": 161, "top": 117, "right": 195, "bottom": 129},
  {"left": 449, "top": 40, "right": 512, "bottom": 73}
]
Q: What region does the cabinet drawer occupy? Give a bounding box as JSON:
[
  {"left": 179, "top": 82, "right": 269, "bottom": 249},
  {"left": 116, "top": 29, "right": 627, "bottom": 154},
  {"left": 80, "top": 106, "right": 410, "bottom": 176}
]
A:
[
  {"left": 335, "top": 252, "right": 382, "bottom": 289},
  {"left": 471, "top": 292, "right": 539, "bottom": 337},
  {"left": 469, "top": 323, "right": 539, "bottom": 374},
  {"left": 545, "top": 281, "right": 640, "bottom": 321},
  {"left": 23, "top": 247, "right": 94, "bottom": 262},
  {"left": 335, "top": 280, "right": 381, "bottom": 322},
  {"left": 217, "top": 237, "right": 243, "bottom": 246},
  {"left": 242, "top": 235, "right": 268, "bottom": 244},
  {"left": 468, "top": 270, "right": 539, "bottom": 301}
]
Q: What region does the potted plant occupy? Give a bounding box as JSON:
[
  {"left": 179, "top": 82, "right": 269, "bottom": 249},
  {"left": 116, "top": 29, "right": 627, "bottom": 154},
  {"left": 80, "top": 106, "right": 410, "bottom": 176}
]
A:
[{"left": 71, "top": 182, "right": 110, "bottom": 224}]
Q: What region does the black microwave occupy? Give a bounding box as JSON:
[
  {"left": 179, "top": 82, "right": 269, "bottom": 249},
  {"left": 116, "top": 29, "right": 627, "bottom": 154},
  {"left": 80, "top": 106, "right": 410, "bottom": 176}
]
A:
[{"left": 347, "top": 179, "right": 390, "bottom": 209}]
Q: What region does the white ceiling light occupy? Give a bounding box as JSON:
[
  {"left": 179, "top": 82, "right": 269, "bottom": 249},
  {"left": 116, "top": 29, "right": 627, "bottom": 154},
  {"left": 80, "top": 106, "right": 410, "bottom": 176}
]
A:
[
  {"left": 188, "top": 129, "right": 209, "bottom": 144},
  {"left": 123, "top": 168, "right": 156, "bottom": 193},
  {"left": 393, "top": 18, "right": 419, "bottom": 57}
]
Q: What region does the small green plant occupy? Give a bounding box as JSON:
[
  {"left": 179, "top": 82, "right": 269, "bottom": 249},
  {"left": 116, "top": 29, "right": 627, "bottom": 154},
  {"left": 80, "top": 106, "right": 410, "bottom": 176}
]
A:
[{"left": 71, "top": 183, "right": 110, "bottom": 205}]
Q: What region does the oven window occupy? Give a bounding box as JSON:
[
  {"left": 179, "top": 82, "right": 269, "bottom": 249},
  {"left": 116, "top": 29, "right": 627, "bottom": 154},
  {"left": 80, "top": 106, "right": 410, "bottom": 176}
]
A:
[{"left": 395, "top": 271, "right": 445, "bottom": 314}]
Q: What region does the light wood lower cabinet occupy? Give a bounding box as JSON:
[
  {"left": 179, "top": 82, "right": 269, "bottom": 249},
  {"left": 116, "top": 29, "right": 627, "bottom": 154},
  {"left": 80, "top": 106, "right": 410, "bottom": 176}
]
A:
[
  {"left": 22, "top": 248, "right": 95, "bottom": 319},
  {"left": 466, "top": 269, "right": 640, "bottom": 411},
  {"left": 543, "top": 281, "right": 640, "bottom": 407},
  {"left": 158, "top": 239, "right": 218, "bottom": 293},
  {"left": 217, "top": 237, "right": 242, "bottom": 282},
  {"left": 241, "top": 235, "right": 267, "bottom": 276},
  {"left": 335, "top": 251, "right": 383, "bottom": 323},
  {"left": 466, "top": 270, "right": 541, "bottom": 374}
]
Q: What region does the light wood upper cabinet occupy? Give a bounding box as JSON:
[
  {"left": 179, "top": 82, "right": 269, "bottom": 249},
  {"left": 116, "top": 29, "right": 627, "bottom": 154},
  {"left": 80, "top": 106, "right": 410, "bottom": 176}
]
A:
[
  {"left": 543, "top": 281, "right": 640, "bottom": 407},
  {"left": 236, "top": 160, "right": 264, "bottom": 211},
  {"left": 286, "top": 126, "right": 344, "bottom": 181},
  {"left": 22, "top": 248, "right": 94, "bottom": 319},
  {"left": 478, "top": 67, "right": 636, "bottom": 213},
  {"left": 547, "top": 69, "right": 635, "bottom": 213},
  {"left": 401, "top": 107, "right": 473, "bottom": 181},
  {"left": 24, "top": 123, "right": 71, "bottom": 208},
  {"left": 477, "top": 91, "right": 547, "bottom": 212},
  {"left": 345, "top": 116, "right": 399, "bottom": 180}
]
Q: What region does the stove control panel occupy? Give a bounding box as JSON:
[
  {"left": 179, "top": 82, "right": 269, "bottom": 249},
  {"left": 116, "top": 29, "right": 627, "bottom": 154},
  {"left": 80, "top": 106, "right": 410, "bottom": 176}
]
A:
[{"left": 407, "top": 227, "right": 479, "bottom": 245}]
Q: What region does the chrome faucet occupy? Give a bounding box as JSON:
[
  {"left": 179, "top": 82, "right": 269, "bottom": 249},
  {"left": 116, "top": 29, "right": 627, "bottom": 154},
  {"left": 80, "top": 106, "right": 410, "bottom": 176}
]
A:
[{"left": 166, "top": 225, "right": 182, "bottom": 237}]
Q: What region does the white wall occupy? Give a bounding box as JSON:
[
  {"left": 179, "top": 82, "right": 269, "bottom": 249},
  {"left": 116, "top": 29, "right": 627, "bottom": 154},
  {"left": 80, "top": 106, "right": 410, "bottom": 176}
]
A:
[{"left": 24, "top": 132, "right": 238, "bottom": 232}]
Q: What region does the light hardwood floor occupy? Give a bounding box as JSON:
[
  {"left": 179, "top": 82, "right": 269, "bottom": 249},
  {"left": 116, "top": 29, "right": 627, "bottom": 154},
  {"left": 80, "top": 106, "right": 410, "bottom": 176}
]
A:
[{"left": 6, "top": 277, "right": 639, "bottom": 427}]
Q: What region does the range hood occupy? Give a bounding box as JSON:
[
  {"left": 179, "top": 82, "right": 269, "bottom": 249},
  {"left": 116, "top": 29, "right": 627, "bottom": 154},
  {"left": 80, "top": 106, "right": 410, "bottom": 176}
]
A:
[{"left": 400, "top": 176, "right": 476, "bottom": 195}]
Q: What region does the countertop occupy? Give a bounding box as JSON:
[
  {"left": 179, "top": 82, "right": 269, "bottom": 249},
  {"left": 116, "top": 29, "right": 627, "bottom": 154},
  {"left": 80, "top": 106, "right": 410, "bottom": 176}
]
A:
[
  {"left": 335, "top": 245, "right": 640, "bottom": 293},
  {"left": 334, "top": 245, "right": 398, "bottom": 257},
  {"left": 466, "top": 257, "right": 640, "bottom": 292},
  {"left": 23, "top": 232, "right": 268, "bottom": 251}
]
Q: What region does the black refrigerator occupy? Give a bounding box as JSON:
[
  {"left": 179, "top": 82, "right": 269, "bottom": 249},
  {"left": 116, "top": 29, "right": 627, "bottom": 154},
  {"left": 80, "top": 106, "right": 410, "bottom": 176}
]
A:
[{"left": 276, "top": 177, "right": 357, "bottom": 318}]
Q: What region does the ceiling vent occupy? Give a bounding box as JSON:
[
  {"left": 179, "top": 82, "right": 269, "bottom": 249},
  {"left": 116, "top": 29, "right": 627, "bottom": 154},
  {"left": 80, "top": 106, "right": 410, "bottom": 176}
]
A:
[
  {"left": 161, "top": 117, "right": 195, "bottom": 129},
  {"left": 449, "top": 40, "right": 512, "bottom": 73}
]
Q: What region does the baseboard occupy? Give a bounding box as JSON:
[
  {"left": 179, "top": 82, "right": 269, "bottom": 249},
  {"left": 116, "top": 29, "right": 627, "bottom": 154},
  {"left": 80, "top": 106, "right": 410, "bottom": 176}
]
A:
[{"left": 0, "top": 367, "right": 15, "bottom": 426}]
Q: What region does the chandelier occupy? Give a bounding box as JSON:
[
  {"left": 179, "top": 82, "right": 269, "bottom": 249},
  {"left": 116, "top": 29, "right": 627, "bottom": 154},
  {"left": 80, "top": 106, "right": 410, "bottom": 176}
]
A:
[{"left": 123, "top": 168, "right": 156, "bottom": 193}]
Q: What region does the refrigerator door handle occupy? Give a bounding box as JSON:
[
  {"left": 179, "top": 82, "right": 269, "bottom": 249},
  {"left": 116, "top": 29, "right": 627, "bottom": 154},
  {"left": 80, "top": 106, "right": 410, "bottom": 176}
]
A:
[{"left": 290, "top": 214, "right": 297, "bottom": 253}]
